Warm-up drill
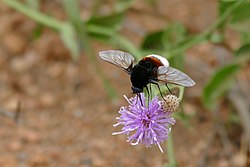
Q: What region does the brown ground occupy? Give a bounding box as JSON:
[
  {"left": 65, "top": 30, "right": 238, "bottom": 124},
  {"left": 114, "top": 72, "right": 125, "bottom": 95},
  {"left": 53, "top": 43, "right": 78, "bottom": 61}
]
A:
[{"left": 0, "top": 1, "right": 247, "bottom": 167}]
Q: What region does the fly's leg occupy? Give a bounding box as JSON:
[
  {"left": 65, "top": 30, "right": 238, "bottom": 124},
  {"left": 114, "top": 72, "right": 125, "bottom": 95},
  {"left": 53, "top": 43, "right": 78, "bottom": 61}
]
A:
[
  {"left": 145, "top": 86, "right": 150, "bottom": 107},
  {"left": 165, "top": 83, "right": 173, "bottom": 94},
  {"left": 149, "top": 80, "right": 166, "bottom": 102},
  {"left": 137, "top": 93, "right": 143, "bottom": 106}
]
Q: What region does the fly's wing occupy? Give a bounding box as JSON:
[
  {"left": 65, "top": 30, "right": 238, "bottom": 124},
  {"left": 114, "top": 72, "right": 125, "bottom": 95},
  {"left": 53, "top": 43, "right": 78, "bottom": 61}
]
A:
[
  {"left": 157, "top": 66, "right": 195, "bottom": 87},
  {"left": 99, "top": 50, "right": 134, "bottom": 74}
]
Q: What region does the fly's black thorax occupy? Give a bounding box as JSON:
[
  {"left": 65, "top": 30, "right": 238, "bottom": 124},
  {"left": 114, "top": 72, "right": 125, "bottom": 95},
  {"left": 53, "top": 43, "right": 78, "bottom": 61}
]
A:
[{"left": 130, "top": 60, "right": 158, "bottom": 93}]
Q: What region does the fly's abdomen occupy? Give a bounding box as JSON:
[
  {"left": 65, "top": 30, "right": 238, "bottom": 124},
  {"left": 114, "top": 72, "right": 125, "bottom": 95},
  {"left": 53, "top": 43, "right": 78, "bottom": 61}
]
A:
[{"left": 130, "top": 65, "right": 149, "bottom": 90}]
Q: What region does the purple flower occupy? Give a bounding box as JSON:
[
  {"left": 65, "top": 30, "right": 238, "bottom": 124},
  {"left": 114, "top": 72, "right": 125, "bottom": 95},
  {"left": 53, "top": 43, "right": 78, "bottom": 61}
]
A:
[{"left": 112, "top": 93, "right": 175, "bottom": 153}]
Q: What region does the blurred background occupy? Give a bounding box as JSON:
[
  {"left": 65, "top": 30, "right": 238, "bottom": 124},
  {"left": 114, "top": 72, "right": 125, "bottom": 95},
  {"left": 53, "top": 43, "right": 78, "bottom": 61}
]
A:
[{"left": 0, "top": 0, "right": 249, "bottom": 167}]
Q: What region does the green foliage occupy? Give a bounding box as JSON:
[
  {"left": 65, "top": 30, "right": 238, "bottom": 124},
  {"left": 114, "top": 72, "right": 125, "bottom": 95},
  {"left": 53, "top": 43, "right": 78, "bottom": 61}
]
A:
[
  {"left": 201, "top": 0, "right": 247, "bottom": 110},
  {"left": 87, "top": 13, "right": 124, "bottom": 30},
  {"left": 240, "top": 32, "right": 250, "bottom": 43},
  {"left": 141, "top": 23, "right": 187, "bottom": 53},
  {"left": 60, "top": 23, "right": 80, "bottom": 60},
  {"left": 162, "top": 23, "right": 187, "bottom": 50},
  {"left": 219, "top": 0, "right": 236, "bottom": 16},
  {"left": 86, "top": 13, "right": 124, "bottom": 42},
  {"left": 3, "top": 0, "right": 249, "bottom": 106},
  {"left": 114, "top": 0, "right": 135, "bottom": 12},
  {"left": 141, "top": 30, "right": 164, "bottom": 51},
  {"left": 62, "top": 0, "right": 118, "bottom": 99},
  {"left": 202, "top": 64, "right": 240, "bottom": 110},
  {"left": 218, "top": 0, "right": 250, "bottom": 35},
  {"left": 230, "top": 1, "right": 250, "bottom": 23},
  {"left": 235, "top": 43, "right": 250, "bottom": 57},
  {"left": 234, "top": 43, "right": 250, "bottom": 63}
]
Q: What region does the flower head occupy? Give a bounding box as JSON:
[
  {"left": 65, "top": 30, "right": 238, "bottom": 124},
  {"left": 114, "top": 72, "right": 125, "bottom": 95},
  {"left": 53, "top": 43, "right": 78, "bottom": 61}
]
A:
[
  {"left": 160, "top": 94, "right": 180, "bottom": 113},
  {"left": 112, "top": 93, "right": 175, "bottom": 153}
]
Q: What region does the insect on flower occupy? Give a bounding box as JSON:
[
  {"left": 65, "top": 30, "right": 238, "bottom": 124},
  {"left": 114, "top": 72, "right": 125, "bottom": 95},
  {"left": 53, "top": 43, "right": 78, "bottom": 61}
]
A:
[
  {"left": 99, "top": 50, "right": 195, "bottom": 102},
  {"left": 112, "top": 93, "right": 175, "bottom": 153}
]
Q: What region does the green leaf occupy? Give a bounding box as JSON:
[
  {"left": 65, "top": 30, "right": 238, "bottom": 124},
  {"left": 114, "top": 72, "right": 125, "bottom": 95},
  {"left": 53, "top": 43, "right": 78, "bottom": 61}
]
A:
[
  {"left": 235, "top": 43, "right": 250, "bottom": 56},
  {"left": 234, "top": 43, "right": 250, "bottom": 62},
  {"left": 85, "top": 13, "right": 124, "bottom": 43},
  {"left": 202, "top": 63, "right": 240, "bottom": 110},
  {"left": 240, "top": 32, "right": 250, "bottom": 44},
  {"left": 141, "top": 30, "right": 164, "bottom": 51},
  {"left": 231, "top": 2, "right": 250, "bottom": 23},
  {"left": 162, "top": 23, "right": 186, "bottom": 50},
  {"left": 87, "top": 13, "right": 124, "bottom": 30},
  {"left": 219, "top": 0, "right": 236, "bottom": 16},
  {"left": 141, "top": 23, "right": 187, "bottom": 52},
  {"left": 114, "top": 0, "right": 135, "bottom": 12},
  {"left": 168, "top": 54, "right": 184, "bottom": 70},
  {"left": 63, "top": 0, "right": 82, "bottom": 27},
  {"left": 218, "top": 0, "right": 237, "bottom": 30},
  {"left": 60, "top": 23, "right": 80, "bottom": 60}
]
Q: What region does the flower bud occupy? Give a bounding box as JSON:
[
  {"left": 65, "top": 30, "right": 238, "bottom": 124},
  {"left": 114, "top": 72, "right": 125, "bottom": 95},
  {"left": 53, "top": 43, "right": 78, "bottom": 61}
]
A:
[{"left": 161, "top": 94, "right": 179, "bottom": 113}]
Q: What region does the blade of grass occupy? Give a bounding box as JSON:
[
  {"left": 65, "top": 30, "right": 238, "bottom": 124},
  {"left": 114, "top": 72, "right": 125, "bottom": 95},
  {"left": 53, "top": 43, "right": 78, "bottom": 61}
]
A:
[
  {"left": 62, "top": 0, "right": 117, "bottom": 99},
  {"left": 2, "top": 0, "right": 79, "bottom": 58},
  {"left": 168, "top": 0, "right": 246, "bottom": 58},
  {"left": 3, "top": 0, "right": 63, "bottom": 30},
  {"left": 60, "top": 23, "right": 80, "bottom": 59},
  {"left": 203, "top": 63, "right": 240, "bottom": 110},
  {"left": 25, "top": 0, "right": 39, "bottom": 9},
  {"left": 3, "top": 0, "right": 117, "bottom": 99}
]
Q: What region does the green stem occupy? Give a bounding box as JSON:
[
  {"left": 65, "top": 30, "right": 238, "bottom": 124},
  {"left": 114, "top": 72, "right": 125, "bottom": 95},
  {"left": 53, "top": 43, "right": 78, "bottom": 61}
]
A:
[
  {"left": 3, "top": 0, "right": 64, "bottom": 30},
  {"left": 166, "top": 132, "right": 177, "bottom": 167},
  {"left": 62, "top": 0, "right": 94, "bottom": 60},
  {"left": 165, "top": 86, "right": 184, "bottom": 167},
  {"left": 178, "top": 86, "right": 185, "bottom": 102},
  {"left": 168, "top": 0, "right": 246, "bottom": 58},
  {"left": 62, "top": 0, "right": 117, "bottom": 99}
]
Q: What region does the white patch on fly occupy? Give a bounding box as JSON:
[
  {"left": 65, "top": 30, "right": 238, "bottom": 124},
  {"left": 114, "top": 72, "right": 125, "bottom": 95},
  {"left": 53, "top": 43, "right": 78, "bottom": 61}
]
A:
[{"left": 146, "top": 54, "right": 169, "bottom": 67}]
